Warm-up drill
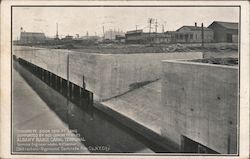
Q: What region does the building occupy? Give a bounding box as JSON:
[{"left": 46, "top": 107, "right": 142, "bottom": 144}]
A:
[
  {"left": 61, "top": 35, "right": 73, "bottom": 41},
  {"left": 153, "top": 33, "right": 172, "bottom": 44},
  {"left": 125, "top": 30, "right": 146, "bottom": 44},
  {"left": 20, "top": 32, "right": 46, "bottom": 44},
  {"left": 125, "top": 30, "right": 172, "bottom": 44},
  {"left": 208, "top": 21, "right": 238, "bottom": 43},
  {"left": 104, "top": 30, "right": 125, "bottom": 40},
  {"left": 115, "top": 35, "right": 126, "bottom": 43},
  {"left": 174, "top": 23, "right": 214, "bottom": 43}
]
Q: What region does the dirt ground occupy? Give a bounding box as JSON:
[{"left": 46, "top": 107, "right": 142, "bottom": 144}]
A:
[
  {"left": 33, "top": 42, "right": 237, "bottom": 52},
  {"left": 70, "top": 43, "right": 238, "bottom": 59},
  {"left": 18, "top": 42, "right": 239, "bottom": 59}
]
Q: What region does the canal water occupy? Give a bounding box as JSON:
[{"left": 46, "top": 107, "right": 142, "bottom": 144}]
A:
[{"left": 13, "top": 58, "right": 169, "bottom": 153}]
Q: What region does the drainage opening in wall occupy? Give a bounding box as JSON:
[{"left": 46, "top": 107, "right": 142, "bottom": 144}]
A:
[{"left": 181, "top": 136, "right": 219, "bottom": 154}]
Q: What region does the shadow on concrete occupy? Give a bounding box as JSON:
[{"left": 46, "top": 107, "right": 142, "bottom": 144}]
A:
[{"left": 13, "top": 59, "right": 170, "bottom": 153}]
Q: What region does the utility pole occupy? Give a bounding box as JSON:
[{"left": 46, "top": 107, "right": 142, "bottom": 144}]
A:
[
  {"left": 56, "top": 23, "right": 59, "bottom": 39},
  {"left": 136, "top": 25, "right": 138, "bottom": 31},
  {"left": 162, "top": 24, "right": 164, "bottom": 33},
  {"left": 155, "top": 19, "right": 158, "bottom": 33},
  {"left": 148, "top": 18, "right": 153, "bottom": 34},
  {"left": 201, "top": 23, "right": 204, "bottom": 47},
  {"left": 102, "top": 26, "right": 105, "bottom": 40},
  {"left": 110, "top": 29, "right": 112, "bottom": 40},
  {"left": 148, "top": 18, "right": 154, "bottom": 43}
]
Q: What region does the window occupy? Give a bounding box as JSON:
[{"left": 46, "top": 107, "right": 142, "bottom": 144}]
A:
[
  {"left": 190, "top": 34, "right": 193, "bottom": 40},
  {"left": 180, "top": 34, "right": 183, "bottom": 39}
]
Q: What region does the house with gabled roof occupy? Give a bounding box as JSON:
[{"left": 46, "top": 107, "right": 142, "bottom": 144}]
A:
[
  {"left": 174, "top": 23, "right": 214, "bottom": 43},
  {"left": 208, "top": 21, "right": 238, "bottom": 43}
]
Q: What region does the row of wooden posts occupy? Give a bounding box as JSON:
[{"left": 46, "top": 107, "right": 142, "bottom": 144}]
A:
[{"left": 17, "top": 57, "right": 93, "bottom": 109}]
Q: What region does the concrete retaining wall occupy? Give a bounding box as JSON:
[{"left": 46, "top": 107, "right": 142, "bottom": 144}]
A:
[
  {"left": 161, "top": 60, "right": 238, "bottom": 154},
  {"left": 13, "top": 46, "right": 70, "bottom": 80},
  {"left": 13, "top": 46, "right": 203, "bottom": 101}
]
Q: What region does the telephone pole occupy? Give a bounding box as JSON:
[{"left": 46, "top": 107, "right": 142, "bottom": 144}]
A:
[
  {"left": 148, "top": 18, "right": 154, "bottom": 43},
  {"left": 155, "top": 19, "right": 158, "bottom": 33},
  {"left": 201, "top": 23, "right": 204, "bottom": 47},
  {"left": 148, "top": 18, "right": 153, "bottom": 34},
  {"left": 56, "top": 23, "right": 59, "bottom": 39},
  {"left": 110, "top": 29, "right": 113, "bottom": 40},
  {"left": 102, "top": 26, "right": 105, "bottom": 40}
]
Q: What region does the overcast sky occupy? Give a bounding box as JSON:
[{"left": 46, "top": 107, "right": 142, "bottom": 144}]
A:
[{"left": 13, "top": 7, "right": 239, "bottom": 39}]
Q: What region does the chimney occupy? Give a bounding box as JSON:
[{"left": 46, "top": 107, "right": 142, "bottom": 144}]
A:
[{"left": 195, "top": 22, "right": 197, "bottom": 27}]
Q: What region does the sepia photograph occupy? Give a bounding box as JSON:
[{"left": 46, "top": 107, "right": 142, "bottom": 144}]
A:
[{"left": 8, "top": 3, "right": 242, "bottom": 156}]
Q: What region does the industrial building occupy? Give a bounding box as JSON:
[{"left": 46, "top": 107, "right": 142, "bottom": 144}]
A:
[
  {"left": 125, "top": 30, "right": 148, "bottom": 44},
  {"left": 125, "top": 21, "right": 239, "bottom": 44},
  {"left": 20, "top": 32, "right": 46, "bottom": 44},
  {"left": 18, "top": 21, "right": 239, "bottom": 45},
  {"left": 104, "top": 29, "right": 125, "bottom": 40},
  {"left": 125, "top": 23, "right": 214, "bottom": 44},
  {"left": 125, "top": 30, "right": 172, "bottom": 44},
  {"left": 115, "top": 35, "right": 126, "bottom": 43},
  {"left": 208, "top": 21, "right": 238, "bottom": 43}
]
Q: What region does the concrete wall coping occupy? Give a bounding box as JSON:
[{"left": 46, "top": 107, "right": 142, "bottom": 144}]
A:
[
  {"left": 14, "top": 46, "right": 202, "bottom": 56},
  {"left": 162, "top": 59, "right": 238, "bottom": 69},
  {"left": 72, "top": 52, "right": 203, "bottom": 56}
]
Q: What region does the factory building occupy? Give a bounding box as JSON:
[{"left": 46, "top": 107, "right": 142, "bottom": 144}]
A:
[
  {"left": 125, "top": 23, "right": 214, "bottom": 44},
  {"left": 125, "top": 30, "right": 172, "bottom": 44},
  {"left": 125, "top": 30, "right": 147, "bottom": 44},
  {"left": 104, "top": 30, "right": 125, "bottom": 40},
  {"left": 20, "top": 32, "right": 46, "bottom": 44},
  {"left": 153, "top": 33, "right": 172, "bottom": 44},
  {"left": 115, "top": 35, "right": 126, "bottom": 43},
  {"left": 208, "top": 21, "right": 238, "bottom": 43}
]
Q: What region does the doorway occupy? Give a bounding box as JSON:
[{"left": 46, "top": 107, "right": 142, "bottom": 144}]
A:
[{"left": 226, "top": 33, "right": 233, "bottom": 42}]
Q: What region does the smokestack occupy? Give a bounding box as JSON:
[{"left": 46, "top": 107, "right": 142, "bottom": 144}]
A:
[
  {"left": 56, "top": 23, "right": 59, "bottom": 39},
  {"left": 201, "top": 23, "right": 204, "bottom": 47},
  {"left": 195, "top": 22, "right": 197, "bottom": 27}
]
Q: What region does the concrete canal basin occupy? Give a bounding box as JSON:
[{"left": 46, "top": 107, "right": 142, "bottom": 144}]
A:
[
  {"left": 12, "top": 46, "right": 238, "bottom": 154},
  {"left": 13, "top": 60, "right": 160, "bottom": 153},
  {"left": 13, "top": 46, "right": 203, "bottom": 101}
]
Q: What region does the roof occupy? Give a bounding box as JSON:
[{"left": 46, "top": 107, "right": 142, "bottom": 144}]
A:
[
  {"left": 115, "top": 35, "right": 125, "bottom": 37},
  {"left": 176, "top": 26, "right": 213, "bottom": 32},
  {"left": 126, "top": 29, "right": 143, "bottom": 34},
  {"left": 209, "top": 21, "right": 238, "bottom": 30},
  {"left": 21, "top": 32, "right": 45, "bottom": 37}
]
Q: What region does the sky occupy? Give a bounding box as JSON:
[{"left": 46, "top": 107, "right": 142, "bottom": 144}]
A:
[{"left": 12, "top": 7, "right": 239, "bottom": 39}]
